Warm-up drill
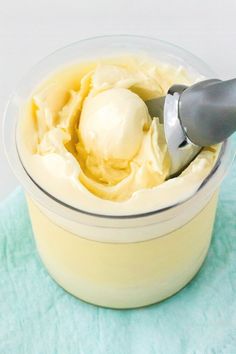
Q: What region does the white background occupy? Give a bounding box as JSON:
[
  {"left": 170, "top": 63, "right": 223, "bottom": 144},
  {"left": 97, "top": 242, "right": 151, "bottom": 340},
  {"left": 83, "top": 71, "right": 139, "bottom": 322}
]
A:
[{"left": 0, "top": 0, "right": 236, "bottom": 201}]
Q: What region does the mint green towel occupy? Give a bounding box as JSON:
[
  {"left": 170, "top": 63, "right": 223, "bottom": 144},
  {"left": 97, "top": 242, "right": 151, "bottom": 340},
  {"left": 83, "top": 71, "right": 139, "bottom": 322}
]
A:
[{"left": 0, "top": 160, "right": 236, "bottom": 354}]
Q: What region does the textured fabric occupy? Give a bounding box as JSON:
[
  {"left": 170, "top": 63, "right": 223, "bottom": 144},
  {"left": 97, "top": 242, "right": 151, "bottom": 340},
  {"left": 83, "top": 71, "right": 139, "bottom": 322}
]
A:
[{"left": 0, "top": 159, "right": 236, "bottom": 354}]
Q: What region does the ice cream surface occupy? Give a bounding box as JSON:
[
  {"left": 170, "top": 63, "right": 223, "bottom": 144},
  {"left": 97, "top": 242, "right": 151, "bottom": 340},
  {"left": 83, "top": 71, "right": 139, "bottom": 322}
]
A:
[{"left": 18, "top": 55, "right": 220, "bottom": 215}]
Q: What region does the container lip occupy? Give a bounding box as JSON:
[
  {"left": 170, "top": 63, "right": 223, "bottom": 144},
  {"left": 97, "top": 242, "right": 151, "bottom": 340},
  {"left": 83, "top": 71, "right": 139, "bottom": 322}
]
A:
[{"left": 3, "top": 34, "right": 232, "bottom": 220}]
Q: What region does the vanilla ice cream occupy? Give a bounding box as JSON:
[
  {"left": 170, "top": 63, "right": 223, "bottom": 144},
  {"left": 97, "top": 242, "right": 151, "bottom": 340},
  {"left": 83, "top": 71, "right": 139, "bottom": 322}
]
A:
[
  {"left": 18, "top": 56, "right": 220, "bottom": 213},
  {"left": 79, "top": 88, "right": 151, "bottom": 161},
  {"left": 11, "top": 49, "right": 228, "bottom": 309}
]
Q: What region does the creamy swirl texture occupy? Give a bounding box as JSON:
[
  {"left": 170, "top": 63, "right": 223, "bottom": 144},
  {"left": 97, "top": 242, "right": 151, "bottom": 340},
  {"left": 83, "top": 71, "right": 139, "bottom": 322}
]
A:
[{"left": 18, "top": 56, "right": 220, "bottom": 215}]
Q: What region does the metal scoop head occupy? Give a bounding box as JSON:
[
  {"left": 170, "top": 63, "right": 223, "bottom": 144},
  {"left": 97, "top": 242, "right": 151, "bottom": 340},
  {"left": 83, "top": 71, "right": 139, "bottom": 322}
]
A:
[
  {"left": 146, "top": 84, "right": 201, "bottom": 176},
  {"left": 146, "top": 79, "right": 236, "bottom": 177}
]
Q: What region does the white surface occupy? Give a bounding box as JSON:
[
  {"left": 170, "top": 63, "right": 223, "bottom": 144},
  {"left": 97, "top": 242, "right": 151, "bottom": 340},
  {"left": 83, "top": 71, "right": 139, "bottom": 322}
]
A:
[{"left": 1, "top": 0, "right": 236, "bottom": 201}]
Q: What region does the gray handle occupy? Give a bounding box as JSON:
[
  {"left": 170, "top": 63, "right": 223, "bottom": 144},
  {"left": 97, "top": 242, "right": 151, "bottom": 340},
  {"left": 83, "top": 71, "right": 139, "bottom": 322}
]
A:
[{"left": 179, "top": 79, "right": 236, "bottom": 146}]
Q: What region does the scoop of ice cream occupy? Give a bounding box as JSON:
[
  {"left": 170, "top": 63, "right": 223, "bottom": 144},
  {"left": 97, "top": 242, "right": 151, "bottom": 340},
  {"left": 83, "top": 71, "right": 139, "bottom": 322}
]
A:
[{"left": 79, "top": 88, "right": 151, "bottom": 161}]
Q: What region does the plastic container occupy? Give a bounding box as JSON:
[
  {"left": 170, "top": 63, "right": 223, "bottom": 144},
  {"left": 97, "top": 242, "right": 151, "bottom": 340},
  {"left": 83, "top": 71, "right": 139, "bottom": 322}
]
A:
[{"left": 3, "top": 35, "right": 234, "bottom": 308}]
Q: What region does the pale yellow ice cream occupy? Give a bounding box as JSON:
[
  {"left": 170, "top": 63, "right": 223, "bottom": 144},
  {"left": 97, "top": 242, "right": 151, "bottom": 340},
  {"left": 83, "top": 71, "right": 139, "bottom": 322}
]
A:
[
  {"left": 27, "top": 191, "right": 218, "bottom": 308},
  {"left": 77, "top": 86, "right": 170, "bottom": 200},
  {"left": 18, "top": 55, "right": 220, "bottom": 214},
  {"left": 17, "top": 54, "right": 222, "bottom": 308},
  {"left": 79, "top": 88, "right": 150, "bottom": 161}
]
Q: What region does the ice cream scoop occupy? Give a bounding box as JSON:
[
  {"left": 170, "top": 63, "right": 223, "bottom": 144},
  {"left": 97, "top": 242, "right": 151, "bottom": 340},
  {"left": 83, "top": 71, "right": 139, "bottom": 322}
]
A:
[{"left": 146, "top": 79, "right": 236, "bottom": 176}]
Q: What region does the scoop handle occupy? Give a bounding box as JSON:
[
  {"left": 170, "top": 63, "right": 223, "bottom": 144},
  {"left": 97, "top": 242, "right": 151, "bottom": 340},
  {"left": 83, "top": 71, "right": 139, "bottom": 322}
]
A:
[{"left": 179, "top": 79, "right": 236, "bottom": 146}]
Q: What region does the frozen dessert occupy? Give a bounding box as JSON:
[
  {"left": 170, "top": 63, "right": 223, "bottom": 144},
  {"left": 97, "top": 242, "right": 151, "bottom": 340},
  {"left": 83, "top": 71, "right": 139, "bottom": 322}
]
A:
[
  {"left": 11, "top": 49, "right": 226, "bottom": 309},
  {"left": 18, "top": 56, "right": 220, "bottom": 215}
]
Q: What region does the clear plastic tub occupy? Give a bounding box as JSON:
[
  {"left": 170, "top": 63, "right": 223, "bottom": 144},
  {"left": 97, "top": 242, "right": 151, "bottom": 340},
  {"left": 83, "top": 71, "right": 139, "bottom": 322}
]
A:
[{"left": 3, "top": 35, "right": 234, "bottom": 308}]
